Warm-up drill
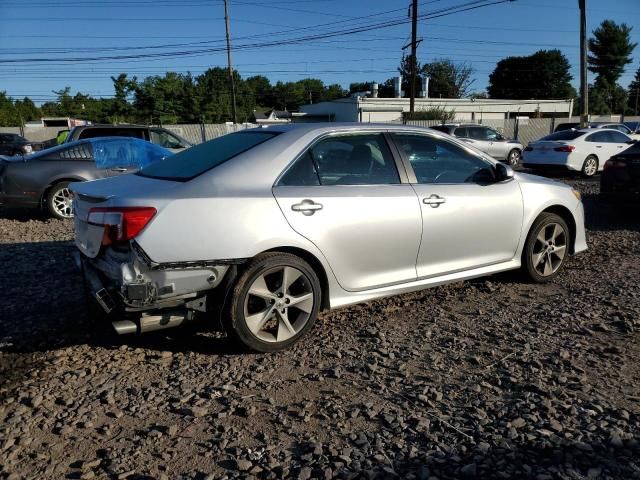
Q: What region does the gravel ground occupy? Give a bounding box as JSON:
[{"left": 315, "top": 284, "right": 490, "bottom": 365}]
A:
[{"left": 1, "top": 175, "right": 639, "bottom": 480}]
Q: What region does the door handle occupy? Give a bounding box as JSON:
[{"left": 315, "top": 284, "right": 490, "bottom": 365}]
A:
[
  {"left": 423, "top": 194, "right": 446, "bottom": 208},
  {"left": 595, "top": 146, "right": 602, "bottom": 148},
  {"left": 111, "top": 167, "right": 127, "bottom": 172},
  {"left": 291, "top": 199, "right": 323, "bottom": 216}
]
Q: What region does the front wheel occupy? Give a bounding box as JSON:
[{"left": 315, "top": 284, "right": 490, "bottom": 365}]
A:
[
  {"left": 224, "top": 253, "right": 321, "bottom": 352},
  {"left": 46, "top": 181, "right": 74, "bottom": 219},
  {"left": 507, "top": 149, "right": 521, "bottom": 167},
  {"left": 521, "top": 213, "right": 570, "bottom": 283},
  {"left": 581, "top": 155, "right": 598, "bottom": 177}
]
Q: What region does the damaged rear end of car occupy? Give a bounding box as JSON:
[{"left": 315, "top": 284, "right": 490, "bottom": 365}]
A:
[{"left": 71, "top": 177, "right": 235, "bottom": 336}]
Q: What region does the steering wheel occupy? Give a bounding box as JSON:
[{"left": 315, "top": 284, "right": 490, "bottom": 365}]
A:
[{"left": 433, "top": 170, "right": 459, "bottom": 183}]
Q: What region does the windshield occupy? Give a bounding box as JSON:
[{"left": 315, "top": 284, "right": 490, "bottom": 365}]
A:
[
  {"left": 540, "top": 130, "right": 584, "bottom": 141},
  {"left": 137, "top": 130, "right": 279, "bottom": 181}
]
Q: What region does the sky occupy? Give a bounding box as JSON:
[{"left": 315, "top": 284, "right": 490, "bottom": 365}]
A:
[{"left": 0, "top": 0, "right": 639, "bottom": 105}]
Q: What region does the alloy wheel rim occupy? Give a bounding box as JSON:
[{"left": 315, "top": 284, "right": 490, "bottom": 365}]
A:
[
  {"left": 531, "top": 222, "right": 567, "bottom": 277},
  {"left": 509, "top": 150, "right": 520, "bottom": 166},
  {"left": 584, "top": 158, "right": 597, "bottom": 176},
  {"left": 243, "top": 265, "right": 314, "bottom": 343},
  {"left": 52, "top": 187, "right": 74, "bottom": 218}
]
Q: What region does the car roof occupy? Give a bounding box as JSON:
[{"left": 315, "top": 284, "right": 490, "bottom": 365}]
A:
[
  {"left": 245, "top": 122, "right": 506, "bottom": 146},
  {"left": 74, "top": 124, "right": 149, "bottom": 129}
]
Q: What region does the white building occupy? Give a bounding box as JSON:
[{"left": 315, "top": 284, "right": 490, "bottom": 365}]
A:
[{"left": 298, "top": 96, "right": 574, "bottom": 123}]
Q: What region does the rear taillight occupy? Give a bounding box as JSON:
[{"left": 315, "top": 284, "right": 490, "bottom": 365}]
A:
[
  {"left": 524, "top": 146, "right": 533, "bottom": 151},
  {"left": 88, "top": 207, "right": 156, "bottom": 246},
  {"left": 604, "top": 159, "right": 627, "bottom": 171},
  {"left": 553, "top": 145, "right": 576, "bottom": 152}
]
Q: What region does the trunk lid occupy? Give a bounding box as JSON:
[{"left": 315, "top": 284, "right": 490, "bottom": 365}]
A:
[{"left": 71, "top": 173, "right": 182, "bottom": 258}]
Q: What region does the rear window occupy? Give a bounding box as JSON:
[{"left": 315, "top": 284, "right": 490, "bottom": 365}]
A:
[
  {"left": 138, "top": 131, "right": 278, "bottom": 181},
  {"left": 429, "top": 126, "right": 451, "bottom": 134},
  {"left": 540, "top": 130, "right": 584, "bottom": 141}
]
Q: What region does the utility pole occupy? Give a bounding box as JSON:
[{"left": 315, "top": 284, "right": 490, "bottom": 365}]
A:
[
  {"left": 409, "top": 0, "right": 418, "bottom": 114},
  {"left": 224, "top": 0, "right": 237, "bottom": 124},
  {"left": 578, "top": 0, "right": 588, "bottom": 127}
]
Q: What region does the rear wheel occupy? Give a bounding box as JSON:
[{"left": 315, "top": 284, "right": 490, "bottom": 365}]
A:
[
  {"left": 224, "top": 253, "right": 321, "bottom": 352},
  {"left": 46, "top": 181, "right": 74, "bottom": 219},
  {"left": 581, "top": 155, "right": 598, "bottom": 177},
  {"left": 521, "top": 213, "right": 570, "bottom": 283},
  {"left": 507, "top": 149, "right": 521, "bottom": 166}
]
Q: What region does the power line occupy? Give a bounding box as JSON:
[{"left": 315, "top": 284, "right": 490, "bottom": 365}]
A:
[{"left": 0, "top": 0, "right": 515, "bottom": 64}]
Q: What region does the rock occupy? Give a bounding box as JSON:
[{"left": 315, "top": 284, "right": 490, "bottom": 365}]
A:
[
  {"left": 234, "top": 459, "right": 252, "bottom": 471},
  {"left": 298, "top": 467, "right": 312, "bottom": 480},
  {"left": 460, "top": 463, "right": 477, "bottom": 477}
]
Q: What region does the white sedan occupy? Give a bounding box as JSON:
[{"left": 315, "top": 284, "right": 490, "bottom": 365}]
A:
[{"left": 522, "top": 128, "right": 635, "bottom": 177}]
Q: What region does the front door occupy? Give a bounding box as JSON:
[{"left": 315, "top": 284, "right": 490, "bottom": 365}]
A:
[
  {"left": 273, "top": 132, "right": 422, "bottom": 292},
  {"left": 390, "top": 132, "right": 524, "bottom": 278}
]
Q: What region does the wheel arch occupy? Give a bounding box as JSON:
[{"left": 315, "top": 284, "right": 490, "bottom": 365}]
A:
[
  {"left": 538, "top": 205, "right": 577, "bottom": 254},
  {"left": 41, "top": 177, "right": 84, "bottom": 207},
  {"left": 263, "top": 246, "right": 331, "bottom": 311}
]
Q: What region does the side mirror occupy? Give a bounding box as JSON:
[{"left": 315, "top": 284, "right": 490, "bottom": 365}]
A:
[
  {"left": 496, "top": 162, "right": 514, "bottom": 180},
  {"left": 627, "top": 140, "right": 637, "bottom": 144}
]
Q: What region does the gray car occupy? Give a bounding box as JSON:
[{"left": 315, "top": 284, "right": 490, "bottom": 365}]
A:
[
  {"left": 430, "top": 123, "right": 524, "bottom": 166},
  {"left": 0, "top": 137, "right": 170, "bottom": 219},
  {"left": 72, "top": 123, "right": 587, "bottom": 352},
  {"left": 65, "top": 125, "right": 193, "bottom": 153}
]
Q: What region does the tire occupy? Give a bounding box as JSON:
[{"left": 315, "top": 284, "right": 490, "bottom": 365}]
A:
[
  {"left": 521, "top": 213, "right": 570, "bottom": 283},
  {"left": 507, "top": 149, "right": 521, "bottom": 167},
  {"left": 46, "top": 181, "right": 74, "bottom": 219},
  {"left": 224, "top": 252, "right": 321, "bottom": 352},
  {"left": 581, "top": 155, "right": 598, "bottom": 177}
]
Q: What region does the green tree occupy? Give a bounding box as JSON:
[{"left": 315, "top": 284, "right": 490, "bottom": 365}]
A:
[
  {"left": 246, "top": 75, "right": 273, "bottom": 108},
  {"left": 587, "top": 21, "right": 636, "bottom": 114},
  {"left": 319, "top": 83, "right": 346, "bottom": 102},
  {"left": 488, "top": 50, "right": 576, "bottom": 99},
  {"left": 14, "top": 97, "right": 40, "bottom": 123},
  {"left": 627, "top": 66, "right": 640, "bottom": 114},
  {"left": 589, "top": 77, "right": 628, "bottom": 115},
  {"left": 422, "top": 59, "right": 474, "bottom": 98},
  {"left": 110, "top": 73, "right": 137, "bottom": 123},
  {"left": 0, "top": 91, "right": 20, "bottom": 127},
  {"left": 349, "top": 82, "right": 373, "bottom": 94},
  {"left": 588, "top": 20, "right": 637, "bottom": 85},
  {"left": 399, "top": 53, "right": 422, "bottom": 99}
]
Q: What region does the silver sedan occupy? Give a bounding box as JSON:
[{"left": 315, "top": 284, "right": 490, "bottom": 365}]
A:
[{"left": 72, "top": 123, "right": 587, "bottom": 352}]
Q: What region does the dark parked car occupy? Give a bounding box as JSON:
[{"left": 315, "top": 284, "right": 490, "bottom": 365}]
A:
[
  {"left": 0, "top": 133, "right": 44, "bottom": 156},
  {"left": 64, "top": 124, "right": 192, "bottom": 153},
  {"left": 600, "top": 141, "right": 640, "bottom": 202},
  {"left": 624, "top": 121, "right": 640, "bottom": 135},
  {"left": 0, "top": 137, "right": 170, "bottom": 219}
]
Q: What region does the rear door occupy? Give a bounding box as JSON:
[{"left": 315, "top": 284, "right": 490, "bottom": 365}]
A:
[
  {"left": 272, "top": 131, "right": 422, "bottom": 292},
  {"left": 465, "top": 126, "right": 494, "bottom": 156},
  {"left": 607, "top": 131, "right": 634, "bottom": 158},
  {"left": 390, "top": 132, "right": 523, "bottom": 278},
  {"left": 585, "top": 131, "right": 620, "bottom": 166}
]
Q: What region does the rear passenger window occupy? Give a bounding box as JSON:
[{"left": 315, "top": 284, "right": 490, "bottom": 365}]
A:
[
  {"left": 453, "top": 127, "right": 468, "bottom": 138},
  {"left": 279, "top": 151, "right": 320, "bottom": 186},
  {"left": 585, "top": 132, "right": 608, "bottom": 142},
  {"left": 309, "top": 134, "right": 400, "bottom": 185},
  {"left": 79, "top": 128, "right": 146, "bottom": 140}
]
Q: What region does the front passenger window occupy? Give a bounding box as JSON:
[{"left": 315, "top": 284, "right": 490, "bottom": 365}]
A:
[{"left": 392, "top": 134, "right": 496, "bottom": 184}]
